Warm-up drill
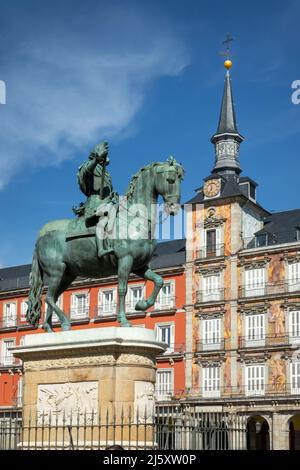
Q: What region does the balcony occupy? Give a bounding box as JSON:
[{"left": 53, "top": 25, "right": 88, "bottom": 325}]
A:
[
  {"left": 169, "top": 383, "right": 300, "bottom": 401},
  {"left": 94, "top": 304, "right": 117, "bottom": 320},
  {"left": 196, "top": 289, "right": 225, "bottom": 304},
  {"left": 239, "top": 280, "right": 300, "bottom": 299},
  {"left": 157, "top": 343, "right": 185, "bottom": 357},
  {"left": 238, "top": 334, "right": 300, "bottom": 349},
  {"left": 242, "top": 231, "right": 300, "bottom": 250},
  {"left": 0, "top": 356, "right": 22, "bottom": 369},
  {"left": 69, "top": 307, "right": 90, "bottom": 322},
  {"left": 196, "top": 244, "right": 225, "bottom": 260},
  {"left": 196, "top": 339, "right": 225, "bottom": 352}
]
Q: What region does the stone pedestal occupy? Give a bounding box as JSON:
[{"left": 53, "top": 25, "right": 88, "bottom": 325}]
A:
[{"left": 12, "top": 327, "right": 165, "bottom": 449}]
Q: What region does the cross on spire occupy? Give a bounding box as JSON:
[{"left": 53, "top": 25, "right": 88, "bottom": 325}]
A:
[{"left": 220, "top": 34, "right": 233, "bottom": 59}]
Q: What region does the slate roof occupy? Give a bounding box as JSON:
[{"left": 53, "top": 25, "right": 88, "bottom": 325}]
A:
[
  {"left": 0, "top": 240, "right": 186, "bottom": 293},
  {"left": 251, "top": 209, "right": 300, "bottom": 246}
]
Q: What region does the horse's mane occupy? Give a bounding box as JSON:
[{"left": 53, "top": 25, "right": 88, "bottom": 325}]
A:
[{"left": 125, "top": 158, "right": 184, "bottom": 200}]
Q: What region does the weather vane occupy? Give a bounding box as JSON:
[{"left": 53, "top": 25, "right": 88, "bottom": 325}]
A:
[{"left": 219, "top": 34, "right": 233, "bottom": 70}]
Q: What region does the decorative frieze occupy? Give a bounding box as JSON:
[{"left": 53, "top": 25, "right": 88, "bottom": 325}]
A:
[
  {"left": 197, "top": 262, "right": 226, "bottom": 275},
  {"left": 237, "top": 352, "right": 271, "bottom": 364},
  {"left": 239, "top": 256, "right": 270, "bottom": 268},
  {"left": 238, "top": 302, "right": 270, "bottom": 315}
]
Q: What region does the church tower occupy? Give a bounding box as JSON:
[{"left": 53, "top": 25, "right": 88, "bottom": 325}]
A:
[{"left": 210, "top": 60, "right": 244, "bottom": 176}]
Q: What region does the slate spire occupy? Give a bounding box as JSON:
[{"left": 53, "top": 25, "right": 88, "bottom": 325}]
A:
[{"left": 211, "top": 64, "right": 244, "bottom": 175}]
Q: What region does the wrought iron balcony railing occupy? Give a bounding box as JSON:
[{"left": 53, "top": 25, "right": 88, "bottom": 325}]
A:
[
  {"left": 196, "top": 339, "right": 226, "bottom": 352},
  {"left": 95, "top": 304, "right": 117, "bottom": 318},
  {"left": 238, "top": 334, "right": 300, "bottom": 349},
  {"left": 157, "top": 343, "right": 185, "bottom": 356},
  {"left": 169, "top": 383, "right": 300, "bottom": 400},
  {"left": 0, "top": 356, "right": 22, "bottom": 368},
  {"left": 196, "top": 244, "right": 225, "bottom": 260},
  {"left": 69, "top": 307, "right": 90, "bottom": 320},
  {"left": 239, "top": 280, "right": 300, "bottom": 299},
  {"left": 196, "top": 289, "right": 225, "bottom": 303}
]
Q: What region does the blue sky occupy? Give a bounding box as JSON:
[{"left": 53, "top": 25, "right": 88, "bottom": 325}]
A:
[{"left": 0, "top": 0, "right": 300, "bottom": 267}]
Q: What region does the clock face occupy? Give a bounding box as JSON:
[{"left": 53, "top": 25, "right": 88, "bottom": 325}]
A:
[{"left": 203, "top": 179, "right": 221, "bottom": 198}]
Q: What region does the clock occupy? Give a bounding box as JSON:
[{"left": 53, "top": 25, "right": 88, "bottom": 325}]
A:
[{"left": 203, "top": 179, "right": 221, "bottom": 198}]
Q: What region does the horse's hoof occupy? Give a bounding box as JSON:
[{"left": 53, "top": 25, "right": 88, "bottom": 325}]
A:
[
  {"left": 43, "top": 323, "right": 54, "bottom": 333},
  {"left": 61, "top": 322, "right": 71, "bottom": 331},
  {"left": 117, "top": 316, "right": 132, "bottom": 327},
  {"left": 135, "top": 300, "right": 148, "bottom": 311}
]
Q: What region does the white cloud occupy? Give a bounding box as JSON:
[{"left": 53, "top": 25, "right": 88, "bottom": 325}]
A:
[{"left": 0, "top": 5, "right": 189, "bottom": 189}]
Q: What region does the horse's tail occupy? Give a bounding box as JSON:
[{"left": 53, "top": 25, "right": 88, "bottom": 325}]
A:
[{"left": 26, "top": 246, "right": 43, "bottom": 326}]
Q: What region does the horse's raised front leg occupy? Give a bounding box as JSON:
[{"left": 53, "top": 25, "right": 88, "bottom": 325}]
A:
[
  {"left": 117, "top": 256, "right": 133, "bottom": 327},
  {"left": 134, "top": 267, "right": 164, "bottom": 311}
]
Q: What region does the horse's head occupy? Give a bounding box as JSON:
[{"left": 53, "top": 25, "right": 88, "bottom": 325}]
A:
[{"left": 154, "top": 156, "right": 185, "bottom": 215}]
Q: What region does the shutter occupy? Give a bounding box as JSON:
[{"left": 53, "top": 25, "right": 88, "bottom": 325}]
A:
[
  {"left": 202, "top": 229, "right": 207, "bottom": 258},
  {"left": 216, "top": 228, "right": 222, "bottom": 256},
  {"left": 86, "top": 292, "right": 90, "bottom": 317},
  {"left": 71, "top": 294, "right": 76, "bottom": 318},
  {"left": 170, "top": 323, "right": 175, "bottom": 352},
  {"left": 170, "top": 281, "right": 175, "bottom": 308}
]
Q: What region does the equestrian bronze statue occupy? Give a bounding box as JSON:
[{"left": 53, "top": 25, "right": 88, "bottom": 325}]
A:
[{"left": 26, "top": 141, "right": 184, "bottom": 332}]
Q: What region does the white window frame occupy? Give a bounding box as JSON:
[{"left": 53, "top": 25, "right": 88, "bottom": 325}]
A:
[
  {"left": 70, "top": 292, "right": 89, "bottom": 319},
  {"left": 20, "top": 300, "right": 28, "bottom": 323},
  {"left": 202, "top": 365, "right": 221, "bottom": 398},
  {"left": 245, "top": 364, "right": 265, "bottom": 396},
  {"left": 245, "top": 313, "right": 266, "bottom": 347},
  {"left": 126, "top": 284, "right": 144, "bottom": 313},
  {"left": 290, "top": 361, "right": 300, "bottom": 395},
  {"left": 288, "top": 262, "right": 300, "bottom": 292},
  {"left": 244, "top": 267, "right": 265, "bottom": 297},
  {"left": 3, "top": 302, "right": 17, "bottom": 327},
  {"left": 1, "top": 338, "right": 16, "bottom": 366},
  {"left": 202, "top": 274, "right": 221, "bottom": 302},
  {"left": 155, "top": 322, "right": 175, "bottom": 353},
  {"left": 155, "top": 281, "right": 175, "bottom": 310},
  {"left": 155, "top": 368, "right": 174, "bottom": 400},
  {"left": 202, "top": 318, "right": 222, "bottom": 350},
  {"left": 288, "top": 310, "right": 300, "bottom": 344},
  {"left": 52, "top": 295, "right": 64, "bottom": 323},
  {"left": 203, "top": 227, "right": 222, "bottom": 257},
  {"left": 98, "top": 288, "right": 116, "bottom": 316}
]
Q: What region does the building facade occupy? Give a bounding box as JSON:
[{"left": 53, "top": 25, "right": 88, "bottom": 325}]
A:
[{"left": 1, "top": 61, "right": 300, "bottom": 449}]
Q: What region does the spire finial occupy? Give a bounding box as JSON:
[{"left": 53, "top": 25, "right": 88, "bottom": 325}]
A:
[{"left": 220, "top": 34, "right": 233, "bottom": 70}]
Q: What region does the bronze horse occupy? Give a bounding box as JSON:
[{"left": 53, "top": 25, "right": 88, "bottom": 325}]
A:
[{"left": 26, "top": 157, "right": 184, "bottom": 331}]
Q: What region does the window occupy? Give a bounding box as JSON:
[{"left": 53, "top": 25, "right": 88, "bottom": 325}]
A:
[
  {"left": 52, "top": 295, "right": 63, "bottom": 323},
  {"left": 245, "top": 364, "right": 265, "bottom": 396},
  {"left": 127, "top": 286, "right": 143, "bottom": 312},
  {"left": 155, "top": 282, "right": 175, "bottom": 309},
  {"left": 1, "top": 339, "right": 15, "bottom": 366},
  {"left": 155, "top": 369, "right": 173, "bottom": 399},
  {"left": 205, "top": 228, "right": 222, "bottom": 257},
  {"left": 244, "top": 268, "right": 265, "bottom": 297},
  {"left": 290, "top": 362, "right": 300, "bottom": 394},
  {"left": 202, "top": 274, "right": 221, "bottom": 302},
  {"left": 288, "top": 310, "right": 300, "bottom": 344},
  {"left": 155, "top": 323, "right": 175, "bottom": 353},
  {"left": 20, "top": 300, "right": 28, "bottom": 322},
  {"left": 202, "top": 366, "right": 221, "bottom": 398},
  {"left": 99, "top": 289, "right": 116, "bottom": 316},
  {"left": 202, "top": 318, "right": 221, "bottom": 350},
  {"left": 245, "top": 314, "right": 265, "bottom": 347},
  {"left": 70, "top": 292, "right": 89, "bottom": 319},
  {"left": 3, "top": 303, "right": 17, "bottom": 327},
  {"left": 288, "top": 262, "right": 300, "bottom": 292}
]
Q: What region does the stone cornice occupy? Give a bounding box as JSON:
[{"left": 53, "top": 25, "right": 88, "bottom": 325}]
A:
[
  {"left": 239, "top": 256, "right": 270, "bottom": 268},
  {"left": 238, "top": 302, "right": 270, "bottom": 315},
  {"left": 237, "top": 352, "right": 271, "bottom": 363}
]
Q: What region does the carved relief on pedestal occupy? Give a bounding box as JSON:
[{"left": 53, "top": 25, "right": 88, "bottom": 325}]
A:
[
  {"left": 24, "top": 355, "right": 116, "bottom": 371},
  {"left": 37, "top": 381, "right": 98, "bottom": 425},
  {"left": 134, "top": 381, "right": 155, "bottom": 423}
]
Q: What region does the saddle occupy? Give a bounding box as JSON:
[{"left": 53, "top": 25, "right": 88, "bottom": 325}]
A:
[{"left": 65, "top": 216, "right": 97, "bottom": 241}]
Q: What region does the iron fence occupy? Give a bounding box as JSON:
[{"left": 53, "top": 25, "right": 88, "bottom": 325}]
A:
[{"left": 0, "top": 407, "right": 248, "bottom": 450}]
